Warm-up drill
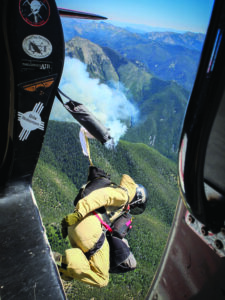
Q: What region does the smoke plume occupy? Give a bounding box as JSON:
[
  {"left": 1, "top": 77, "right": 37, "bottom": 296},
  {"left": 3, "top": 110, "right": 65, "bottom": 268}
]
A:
[{"left": 51, "top": 57, "right": 138, "bottom": 145}]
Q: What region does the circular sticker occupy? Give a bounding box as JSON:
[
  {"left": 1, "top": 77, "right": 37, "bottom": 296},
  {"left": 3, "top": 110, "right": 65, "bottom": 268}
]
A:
[
  {"left": 22, "top": 35, "right": 52, "bottom": 59},
  {"left": 19, "top": 0, "right": 50, "bottom": 27}
]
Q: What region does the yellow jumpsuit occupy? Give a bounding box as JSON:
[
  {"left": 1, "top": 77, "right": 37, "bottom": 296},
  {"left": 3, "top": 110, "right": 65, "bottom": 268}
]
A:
[{"left": 59, "top": 174, "right": 137, "bottom": 287}]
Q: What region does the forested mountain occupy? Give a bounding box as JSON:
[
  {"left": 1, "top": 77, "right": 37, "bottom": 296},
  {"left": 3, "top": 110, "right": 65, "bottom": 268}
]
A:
[
  {"left": 62, "top": 19, "right": 204, "bottom": 91},
  {"left": 64, "top": 36, "right": 188, "bottom": 160},
  {"left": 32, "top": 120, "right": 179, "bottom": 300}
]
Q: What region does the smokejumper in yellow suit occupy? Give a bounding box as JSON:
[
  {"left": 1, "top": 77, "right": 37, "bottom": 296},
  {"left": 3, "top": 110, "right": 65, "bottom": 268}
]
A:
[{"left": 59, "top": 174, "right": 147, "bottom": 287}]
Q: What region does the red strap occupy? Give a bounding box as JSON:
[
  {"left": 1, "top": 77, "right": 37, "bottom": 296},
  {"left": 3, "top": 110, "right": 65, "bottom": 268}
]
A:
[{"left": 93, "top": 211, "right": 113, "bottom": 232}]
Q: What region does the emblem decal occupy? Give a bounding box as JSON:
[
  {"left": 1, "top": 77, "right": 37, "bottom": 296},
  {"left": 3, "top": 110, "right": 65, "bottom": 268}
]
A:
[
  {"left": 19, "top": 0, "right": 50, "bottom": 27},
  {"left": 22, "top": 35, "right": 52, "bottom": 59},
  {"left": 22, "top": 77, "right": 55, "bottom": 94},
  {"left": 18, "top": 102, "right": 44, "bottom": 141},
  {"left": 18, "top": 75, "right": 57, "bottom": 103}
]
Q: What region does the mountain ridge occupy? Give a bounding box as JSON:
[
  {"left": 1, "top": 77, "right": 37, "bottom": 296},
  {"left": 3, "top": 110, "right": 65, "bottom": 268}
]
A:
[
  {"left": 66, "top": 36, "right": 119, "bottom": 83},
  {"left": 62, "top": 19, "right": 203, "bottom": 91}
]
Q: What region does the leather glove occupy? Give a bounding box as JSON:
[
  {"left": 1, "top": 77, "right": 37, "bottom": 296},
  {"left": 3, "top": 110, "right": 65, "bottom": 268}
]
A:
[{"left": 61, "top": 210, "right": 83, "bottom": 239}]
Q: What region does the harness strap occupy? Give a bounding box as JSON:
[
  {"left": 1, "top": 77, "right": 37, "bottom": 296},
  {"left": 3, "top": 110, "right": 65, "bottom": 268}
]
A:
[
  {"left": 85, "top": 232, "right": 106, "bottom": 260},
  {"left": 119, "top": 186, "right": 130, "bottom": 209},
  {"left": 93, "top": 211, "right": 113, "bottom": 232}
]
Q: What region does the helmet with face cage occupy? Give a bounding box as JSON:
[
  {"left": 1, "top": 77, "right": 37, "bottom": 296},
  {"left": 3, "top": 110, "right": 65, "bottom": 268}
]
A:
[{"left": 129, "top": 184, "right": 148, "bottom": 215}]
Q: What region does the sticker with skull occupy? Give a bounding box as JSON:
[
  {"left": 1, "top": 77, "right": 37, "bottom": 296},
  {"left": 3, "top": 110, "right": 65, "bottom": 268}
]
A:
[{"left": 19, "top": 0, "right": 50, "bottom": 27}]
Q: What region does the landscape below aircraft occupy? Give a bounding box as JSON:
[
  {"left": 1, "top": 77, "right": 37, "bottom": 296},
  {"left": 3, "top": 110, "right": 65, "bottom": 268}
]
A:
[{"left": 0, "top": 0, "right": 224, "bottom": 299}]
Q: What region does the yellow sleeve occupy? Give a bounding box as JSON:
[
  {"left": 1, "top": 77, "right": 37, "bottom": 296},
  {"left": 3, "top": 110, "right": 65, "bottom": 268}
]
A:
[{"left": 76, "top": 186, "right": 129, "bottom": 218}]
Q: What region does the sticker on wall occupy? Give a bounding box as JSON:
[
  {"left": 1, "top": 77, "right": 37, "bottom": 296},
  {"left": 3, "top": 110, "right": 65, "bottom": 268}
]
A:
[
  {"left": 19, "top": 0, "right": 50, "bottom": 27},
  {"left": 22, "top": 76, "right": 55, "bottom": 93},
  {"left": 18, "top": 102, "right": 44, "bottom": 141},
  {"left": 22, "top": 35, "right": 52, "bottom": 59},
  {"left": 18, "top": 75, "right": 57, "bottom": 103},
  {"left": 21, "top": 59, "right": 53, "bottom": 72}
]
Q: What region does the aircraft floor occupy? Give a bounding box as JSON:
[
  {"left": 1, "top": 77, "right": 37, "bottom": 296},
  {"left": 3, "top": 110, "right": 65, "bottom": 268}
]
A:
[{"left": 0, "top": 182, "right": 66, "bottom": 300}]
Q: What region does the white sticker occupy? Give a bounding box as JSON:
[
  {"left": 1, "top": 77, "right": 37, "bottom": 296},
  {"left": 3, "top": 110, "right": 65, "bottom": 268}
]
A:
[
  {"left": 22, "top": 35, "right": 52, "bottom": 59},
  {"left": 18, "top": 102, "right": 44, "bottom": 141}
]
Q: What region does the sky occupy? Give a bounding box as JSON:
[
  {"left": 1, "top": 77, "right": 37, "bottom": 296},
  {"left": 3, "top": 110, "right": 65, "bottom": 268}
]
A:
[{"left": 56, "top": 0, "right": 215, "bottom": 33}]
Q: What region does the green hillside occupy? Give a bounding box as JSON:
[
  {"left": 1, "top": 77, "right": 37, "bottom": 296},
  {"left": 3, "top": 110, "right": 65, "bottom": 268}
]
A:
[
  {"left": 32, "top": 120, "right": 179, "bottom": 299},
  {"left": 124, "top": 78, "right": 188, "bottom": 160}
]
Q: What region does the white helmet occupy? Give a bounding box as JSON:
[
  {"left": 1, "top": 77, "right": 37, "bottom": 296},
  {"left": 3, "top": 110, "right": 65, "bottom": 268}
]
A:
[{"left": 129, "top": 184, "right": 148, "bottom": 215}]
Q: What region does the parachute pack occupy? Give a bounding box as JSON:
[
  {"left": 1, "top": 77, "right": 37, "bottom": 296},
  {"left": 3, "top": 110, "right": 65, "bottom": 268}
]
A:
[
  {"left": 74, "top": 165, "right": 111, "bottom": 205},
  {"left": 74, "top": 165, "right": 111, "bottom": 214},
  {"left": 111, "top": 212, "right": 133, "bottom": 239}
]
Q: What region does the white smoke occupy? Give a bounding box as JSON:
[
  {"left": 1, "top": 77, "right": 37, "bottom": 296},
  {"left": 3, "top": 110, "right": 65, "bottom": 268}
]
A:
[{"left": 51, "top": 57, "right": 138, "bottom": 145}]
